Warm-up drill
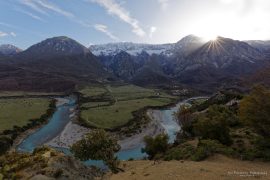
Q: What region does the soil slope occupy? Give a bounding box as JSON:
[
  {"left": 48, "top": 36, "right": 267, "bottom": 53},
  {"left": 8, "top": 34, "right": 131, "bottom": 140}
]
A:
[{"left": 107, "top": 155, "right": 270, "bottom": 180}]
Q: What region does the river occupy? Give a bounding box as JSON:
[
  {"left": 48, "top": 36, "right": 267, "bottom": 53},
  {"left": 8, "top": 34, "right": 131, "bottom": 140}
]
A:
[
  {"left": 17, "top": 96, "right": 77, "bottom": 152},
  {"left": 17, "top": 96, "right": 206, "bottom": 163}
]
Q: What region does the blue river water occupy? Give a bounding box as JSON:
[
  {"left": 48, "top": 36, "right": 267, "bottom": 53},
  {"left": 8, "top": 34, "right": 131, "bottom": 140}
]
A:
[
  {"left": 17, "top": 96, "right": 200, "bottom": 168},
  {"left": 17, "top": 97, "right": 76, "bottom": 152}
]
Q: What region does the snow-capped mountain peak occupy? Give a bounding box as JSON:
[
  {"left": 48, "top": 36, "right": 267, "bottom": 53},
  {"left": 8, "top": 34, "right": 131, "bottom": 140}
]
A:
[
  {"left": 89, "top": 42, "right": 174, "bottom": 56},
  {"left": 0, "top": 44, "right": 22, "bottom": 55}
]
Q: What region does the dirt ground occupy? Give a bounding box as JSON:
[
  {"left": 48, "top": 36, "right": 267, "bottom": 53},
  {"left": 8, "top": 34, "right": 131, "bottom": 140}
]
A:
[{"left": 105, "top": 155, "right": 270, "bottom": 180}]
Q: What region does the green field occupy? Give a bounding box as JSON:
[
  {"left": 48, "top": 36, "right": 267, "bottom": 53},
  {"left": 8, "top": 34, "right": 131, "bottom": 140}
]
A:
[
  {"left": 80, "top": 85, "right": 176, "bottom": 129},
  {"left": 79, "top": 86, "right": 107, "bottom": 97},
  {"left": 0, "top": 98, "right": 51, "bottom": 132},
  {"left": 0, "top": 91, "right": 62, "bottom": 97}
]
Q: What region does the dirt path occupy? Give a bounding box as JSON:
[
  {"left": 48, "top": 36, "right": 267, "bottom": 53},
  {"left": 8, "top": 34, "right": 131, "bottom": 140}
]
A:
[{"left": 106, "top": 155, "right": 270, "bottom": 180}]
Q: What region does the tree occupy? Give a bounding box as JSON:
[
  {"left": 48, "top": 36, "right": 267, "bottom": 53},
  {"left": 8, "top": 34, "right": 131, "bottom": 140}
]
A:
[
  {"left": 175, "top": 105, "right": 195, "bottom": 144},
  {"left": 142, "top": 134, "right": 169, "bottom": 159},
  {"left": 193, "top": 105, "right": 233, "bottom": 145},
  {"left": 239, "top": 85, "right": 270, "bottom": 137},
  {"left": 194, "top": 116, "right": 232, "bottom": 145},
  {"left": 71, "top": 129, "right": 121, "bottom": 173},
  {"left": 178, "top": 105, "right": 193, "bottom": 127},
  {"left": 0, "top": 136, "right": 13, "bottom": 155}
]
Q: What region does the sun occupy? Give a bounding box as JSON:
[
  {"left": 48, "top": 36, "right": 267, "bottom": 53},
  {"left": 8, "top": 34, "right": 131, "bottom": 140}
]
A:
[{"left": 202, "top": 34, "right": 218, "bottom": 42}]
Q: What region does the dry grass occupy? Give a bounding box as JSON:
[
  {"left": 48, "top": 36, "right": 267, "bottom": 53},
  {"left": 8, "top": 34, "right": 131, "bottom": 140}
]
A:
[{"left": 107, "top": 155, "right": 270, "bottom": 180}]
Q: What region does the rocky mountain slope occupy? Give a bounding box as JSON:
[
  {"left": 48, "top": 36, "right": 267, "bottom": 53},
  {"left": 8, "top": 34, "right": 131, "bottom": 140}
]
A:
[
  {"left": 90, "top": 42, "right": 174, "bottom": 57},
  {"left": 93, "top": 35, "right": 267, "bottom": 91},
  {"left": 0, "top": 37, "right": 111, "bottom": 91},
  {"left": 19, "top": 36, "right": 89, "bottom": 58},
  {"left": 246, "top": 40, "right": 270, "bottom": 54},
  {"left": 245, "top": 63, "right": 270, "bottom": 88},
  {"left": 179, "top": 37, "right": 264, "bottom": 73},
  {"left": 0, "top": 35, "right": 269, "bottom": 92},
  {"left": 12, "top": 36, "right": 107, "bottom": 79},
  {"left": 90, "top": 35, "right": 204, "bottom": 58},
  {"left": 0, "top": 44, "right": 22, "bottom": 56},
  {"left": 172, "top": 34, "right": 204, "bottom": 57},
  {"left": 172, "top": 37, "right": 266, "bottom": 91},
  {"left": 0, "top": 64, "right": 75, "bottom": 92}
]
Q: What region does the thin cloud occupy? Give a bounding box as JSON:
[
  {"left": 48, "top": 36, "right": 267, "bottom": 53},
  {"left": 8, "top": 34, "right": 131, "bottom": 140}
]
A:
[
  {"left": 19, "top": 0, "right": 48, "bottom": 15},
  {"left": 0, "top": 21, "right": 45, "bottom": 38},
  {"left": 10, "top": 32, "right": 17, "bottom": 37},
  {"left": 14, "top": 7, "right": 46, "bottom": 22},
  {"left": 34, "top": 0, "right": 74, "bottom": 18},
  {"left": 19, "top": 0, "right": 74, "bottom": 18},
  {"left": 18, "top": 0, "right": 93, "bottom": 29},
  {"left": 94, "top": 24, "right": 119, "bottom": 40},
  {"left": 149, "top": 26, "right": 157, "bottom": 38},
  {"left": 89, "top": 0, "right": 146, "bottom": 37},
  {"left": 0, "top": 22, "right": 19, "bottom": 29},
  {"left": 0, "top": 31, "right": 17, "bottom": 38},
  {"left": 0, "top": 31, "right": 8, "bottom": 37}
]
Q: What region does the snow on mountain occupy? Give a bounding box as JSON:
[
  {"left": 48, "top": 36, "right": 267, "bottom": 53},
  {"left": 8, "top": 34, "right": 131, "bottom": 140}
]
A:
[
  {"left": 89, "top": 42, "right": 174, "bottom": 56},
  {"left": 245, "top": 40, "right": 270, "bottom": 53},
  {"left": 0, "top": 44, "right": 22, "bottom": 55}
]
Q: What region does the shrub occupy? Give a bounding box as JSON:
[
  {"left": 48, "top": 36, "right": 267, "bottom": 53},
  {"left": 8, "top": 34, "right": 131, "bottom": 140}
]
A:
[
  {"left": 239, "top": 85, "right": 270, "bottom": 137},
  {"left": 191, "top": 140, "right": 236, "bottom": 161},
  {"left": 53, "top": 169, "right": 63, "bottom": 178},
  {"left": 193, "top": 105, "right": 233, "bottom": 145},
  {"left": 191, "top": 146, "right": 210, "bottom": 161},
  {"left": 164, "top": 144, "right": 195, "bottom": 161},
  {"left": 71, "top": 129, "right": 121, "bottom": 173},
  {"left": 254, "top": 137, "right": 270, "bottom": 161},
  {"left": 33, "top": 146, "right": 51, "bottom": 155},
  {"left": 142, "top": 134, "right": 169, "bottom": 160},
  {"left": 177, "top": 105, "right": 195, "bottom": 137},
  {"left": 194, "top": 117, "right": 232, "bottom": 145},
  {"left": 0, "top": 136, "right": 13, "bottom": 155}
]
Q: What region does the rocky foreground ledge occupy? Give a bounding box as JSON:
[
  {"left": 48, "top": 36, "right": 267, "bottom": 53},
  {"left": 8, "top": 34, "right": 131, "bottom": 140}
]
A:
[{"left": 0, "top": 147, "right": 101, "bottom": 179}]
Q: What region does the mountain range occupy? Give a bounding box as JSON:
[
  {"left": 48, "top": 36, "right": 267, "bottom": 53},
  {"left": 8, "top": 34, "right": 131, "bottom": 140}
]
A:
[
  {"left": 0, "top": 44, "right": 22, "bottom": 56},
  {"left": 0, "top": 35, "right": 269, "bottom": 92}
]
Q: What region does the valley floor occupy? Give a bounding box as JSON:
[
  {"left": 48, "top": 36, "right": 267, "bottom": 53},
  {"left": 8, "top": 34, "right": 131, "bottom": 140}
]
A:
[{"left": 106, "top": 155, "right": 270, "bottom": 180}]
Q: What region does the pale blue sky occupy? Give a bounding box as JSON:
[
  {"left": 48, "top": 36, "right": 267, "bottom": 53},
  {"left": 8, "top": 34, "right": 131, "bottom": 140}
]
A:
[{"left": 0, "top": 0, "right": 270, "bottom": 49}]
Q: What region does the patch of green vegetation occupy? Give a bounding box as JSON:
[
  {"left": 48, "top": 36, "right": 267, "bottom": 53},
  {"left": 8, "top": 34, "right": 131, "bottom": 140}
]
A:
[
  {"left": 0, "top": 146, "right": 101, "bottom": 179},
  {"left": 79, "top": 86, "right": 107, "bottom": 97},
  {"left": 170, "top": 86, "right": 270, "bottom": 162},
  {"left": 142, "top": 134, "right": 169, "bottom": 160},
  {"left": 81, "top": 98, "right": 172, "bottom": 129},
  {"left": 79, "top": 84, "right": 176, "bottom": 129},
  {"left": 191, "top": 140, "right": 236, "bottom": 161},
  {"left": 191, "top": 91, "right": 242, "bottom": 112},
  {"left": 108, "top": 85, "right": 154, "bottom": 101},
  {"left": 71, "top": 129, "right": 121, "bottom": 173},
  {"left": 105, "top": 85, "right": 174, "bottom": 101},
  {"left": 0, "top": 91, "right": 61, "bottom": 97},
  {"left": 189, "top": 98, "right": 207, "bottom": 106},
  {"left": 148, "top": 138, "right": 236, "bottom": 162},
  {"left": 164, "top": 143, "right": 195, "bottom": 161},
  {"left": 81, "top": 101, "right": 110, "bottom": 109},
  {"left": 0, "top": 98, "right": 51, "bottom": 132}
]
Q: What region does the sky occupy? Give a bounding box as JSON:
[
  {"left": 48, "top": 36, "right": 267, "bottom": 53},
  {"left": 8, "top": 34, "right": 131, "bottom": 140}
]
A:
[{"left": 0, "top": 0, "right": 270, "bottom": 49}]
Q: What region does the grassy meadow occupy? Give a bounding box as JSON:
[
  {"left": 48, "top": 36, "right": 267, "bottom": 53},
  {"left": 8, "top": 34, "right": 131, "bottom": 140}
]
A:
[
  {"left": 80, "top": 84, "right": 177, "bottom": 129},
  {"left": 0, "top": 91, "right": 62, "bottom": 97},
  {"left": 0, "top": 98, "right": 51, "bottom": 132}
]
